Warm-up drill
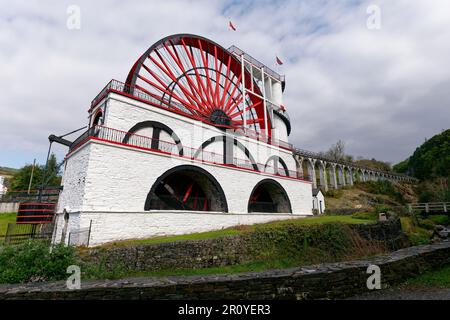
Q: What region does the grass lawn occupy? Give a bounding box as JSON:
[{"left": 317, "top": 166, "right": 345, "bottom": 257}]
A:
[
  {"left": 404, "top": 265, "right": 450, "bottom": 288},
  {"left": 97, "top": 214, "right": 374, "bottom": 248},
  {"left": 0, "top": 213, "right": 16, "bottom": 236}
]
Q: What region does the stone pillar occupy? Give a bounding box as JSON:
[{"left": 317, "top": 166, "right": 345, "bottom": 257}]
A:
[
  {"left": 346, "top": 167, "right": 354, "bottom": 186},
  {"left": 308, "top": 159, "right": 317, "bottom": 189},
  {"left": 319, "top": 161, "right": 328, "bottom": 192},
  {"left": 359, "top": 170, "right": 366, "bottom": 182},
  {"left": 295, "top": 156, "right": 304, "bottom": 179},
  {"left": 338, "top": 165, "right": 346, "bottom": 188},
  {"left": 329, "top": 164, "right": 338, "bottom": 189}
]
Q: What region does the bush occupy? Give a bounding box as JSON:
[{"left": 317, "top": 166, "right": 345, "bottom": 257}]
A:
[
  {"left": 418, "top": 219, "right": 436, "bottom": 230},
  {"left": 248, "top": 222, "right": 385, "bottom": 264},
  {"left": 351, "top": 212, "right": 378, "bottom": 221},
  {"left": 0, "top": 241, "right": 76, "bottom": 284},
  {"left": 324, "top": 189, "right": 343, "bottom": 198},
  {"left": 374, "top": 205, "right": 392, "bottom": 214},
  {"left": 427, "top": 215, "right": 450, "bottom": 226},
  {"left": 358, "top": 180, "right": 405, "bottom": 203}
]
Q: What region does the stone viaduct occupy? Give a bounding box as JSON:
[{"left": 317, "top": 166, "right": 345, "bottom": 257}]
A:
[{"left": 293, "top": 148, "right": 416, "bottom": 191}]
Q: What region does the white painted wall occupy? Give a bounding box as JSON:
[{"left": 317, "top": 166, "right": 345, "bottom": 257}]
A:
[
  {"left": 55, "top": 211, "right": 310, "bottom": 246},
  {"left": 101, "top": 94, "right": 297, "bottom": 172},
  {"left": 56, "top": 140, "right": 313, "bottom": 246},
  {"left": 312, "top": 191, "right": 326, "bottom": 214},
  {"left": 60, "top": 140, "right": 312, "bottom": 214}
]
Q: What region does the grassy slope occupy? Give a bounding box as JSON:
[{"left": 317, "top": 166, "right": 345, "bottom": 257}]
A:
[
  {"left": 0, "top": 213, "right": 17, "bottom": 236},
  {"left": 324, "top": 181, "right": 418, "bottom": 210},
  {"left": 97, "top": 215, "right": 374, "bottom": 248},
  {"left": 83, "top": 215, "right": 378, "bottom": 279},
  {"left": 404, "top": 265, "right": 450, "bottom": 288},
  {"left": 0, "top": 167, "right": 18, "bottom": 179}
]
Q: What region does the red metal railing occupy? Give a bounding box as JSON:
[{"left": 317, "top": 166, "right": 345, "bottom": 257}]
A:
[
  {"left": 89, "top": 79, "right": 293, "bottom": 151},
  {"left": 69, "top": 125, "right": 310, "bottom": 182}
]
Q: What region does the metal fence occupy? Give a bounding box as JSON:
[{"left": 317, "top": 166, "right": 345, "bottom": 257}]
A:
[
  {"left": 68, "top": 220, "right": 92, "bottom": 247},
  {"left": 3, "top": 223, "right": 53, "bottom": 245},
  {"left": 69, "top": 125, "right": 310, "bottom": 181}
]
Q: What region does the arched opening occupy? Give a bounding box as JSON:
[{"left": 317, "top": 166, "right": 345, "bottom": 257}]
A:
[
  {"left": 264, "top": 155, "right": 290, "bottom": 177},
  {"left": 194, "top": 135, "right": 259, "bottom": 171},
  {"left": 145, "top": 165, "right": 228, "bottom": 212},
  {"left": 248, "top": 179, "right": 292, "bottom": 213},
  {"left": 123, "top": 120, "right": 184, "bottom": 156},
  {"left": 92, "top": 110, "right": 103, "bottom": 127}
]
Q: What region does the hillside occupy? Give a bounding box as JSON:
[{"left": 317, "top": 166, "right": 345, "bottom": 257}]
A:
[
  {"left": 393, "top": 129, "right": 450, "bottom": 202},
  {"left": 0, "top": 166, "right": 18, "bottom": 179},
  {"left": 324, "top": 180, "right": 418, "bottom": 211},
  {"left": 394, "top": 129, "right": 450, "bottom": 180}
]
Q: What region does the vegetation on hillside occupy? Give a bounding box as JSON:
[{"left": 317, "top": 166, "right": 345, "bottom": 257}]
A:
[
  {"left": 394, "top": 129, "right": 450, "bottom": 180},
  {"left": 80, "top": 218, "right": 384, "bottom": 280},
  {"left": 0, "top": 166, "right": 18, "bottom": 178},
  {"left": 0, "top": 215, "right": 377, "bottom": 283},
  {"left": 7, "top": 154, "right": 61, "bottom": 192},
  {"left": 0, "top": 241, "right": 76, "bottom": 283},
  {"left": 324, "top": 180, "right": 417, "bottom": 211},
  {"left": 394, "top": 129, "right": 450, "bottom": 202},
  {"left": 319, "top": 140, "right": 393, "bottom": 172},
  {"left": 354, "top": 158, "right": 392, "bottom": 172}
]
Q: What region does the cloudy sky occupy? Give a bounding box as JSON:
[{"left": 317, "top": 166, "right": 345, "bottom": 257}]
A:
[{"left": 1, "top": 0, "right": 449, "bottom": 168}]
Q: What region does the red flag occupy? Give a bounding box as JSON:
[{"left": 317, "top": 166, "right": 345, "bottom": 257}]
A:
[
  {"left": 229, "top": 20, "right": 236, "bottom": 31},
  {"left": 276, "top": 56, "right": 283, "bottom": 65}
]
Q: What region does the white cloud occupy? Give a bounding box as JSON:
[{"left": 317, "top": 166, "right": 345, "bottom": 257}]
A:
[{"left": 0, "top": 0, "right": 449, "bottom": 168}]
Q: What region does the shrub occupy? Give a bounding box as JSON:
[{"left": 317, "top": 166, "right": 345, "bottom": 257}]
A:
[
  {"left": 418, "top": 219, "right": 436, "bottom": 230},
  {"left": 248, "top": 222, "right": 385, "bottom": 264},
  {"left": 374, "top": 205, "right": 392, "bottom": 214},
  {"left": 358, "top": 180, "right": 405, "bottom": 203},
  {"left": 0, "top": 241, "right": 76, "bottom": 284},
  {"left": 324, "top": 189, "right": 343, "bottom": 198},
  {"left": 351, "top": 212, "right": 378, "bottom": 221},
  {"left": 427, "top": 215, "right": 450, "bottom": 226}
]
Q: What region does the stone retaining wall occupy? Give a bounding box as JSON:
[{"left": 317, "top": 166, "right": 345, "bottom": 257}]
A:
[
  {"left": 79, "top": 218, "right": 407, "bottom": 272},
  {"left": 1, "top": 242, "right": 449, "bottom": 300}
]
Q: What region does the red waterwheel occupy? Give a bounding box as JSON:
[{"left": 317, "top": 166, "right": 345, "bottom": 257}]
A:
[{"left": 125, "top": 34, "right": 270, "bottom": 136}]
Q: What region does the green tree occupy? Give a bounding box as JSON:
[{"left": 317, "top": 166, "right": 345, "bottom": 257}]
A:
[
  {"left": 8, "top": 154, "right": 61, "bottom": 192},
  {"left": 354, "top": 158, "right": 392, "bottom": 172},
  {"left": 393, "top": 158, "right": 409, "bottom": 174}
]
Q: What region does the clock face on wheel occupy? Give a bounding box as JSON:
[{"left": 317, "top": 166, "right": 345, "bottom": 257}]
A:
[{"left": 125, "top": 34, "right": 270, "bottom": 135}]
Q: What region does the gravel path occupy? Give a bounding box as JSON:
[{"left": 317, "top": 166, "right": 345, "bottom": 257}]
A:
[{"left": 348, "top": 287, "right": 450, "bottom": 300}]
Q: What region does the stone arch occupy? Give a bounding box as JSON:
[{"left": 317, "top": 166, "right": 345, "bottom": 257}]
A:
[
  {"left": 123, "top": 120, "right": 184, "bottom": 156},
  {"left": 264, "top": 155, "right": 290, "bottom": 177},
  {"left": 336, "top": 165, "right": 346, "bottom": 187},
  {"left": 314, "top": 160, "right": 328, "bottom": 191},
  {"left": 144, "top": 165, "right": 228, "bottom": 212},
  {"left": 193, "top": 135, "right": 259, "bottom": 171},
  {"left": 248, "top": 179, "right": 292, "bottom": 213},
  {"left": 92, "top": 109, "right": 104, "bottom": 127},
  {"left": 324, "top": 162, "right": 337, "bottom": 189}
]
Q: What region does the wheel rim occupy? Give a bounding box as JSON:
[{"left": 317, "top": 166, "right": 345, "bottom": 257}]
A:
[{"left": 125, "top": 34, "right": 270, "bottom": 135}]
